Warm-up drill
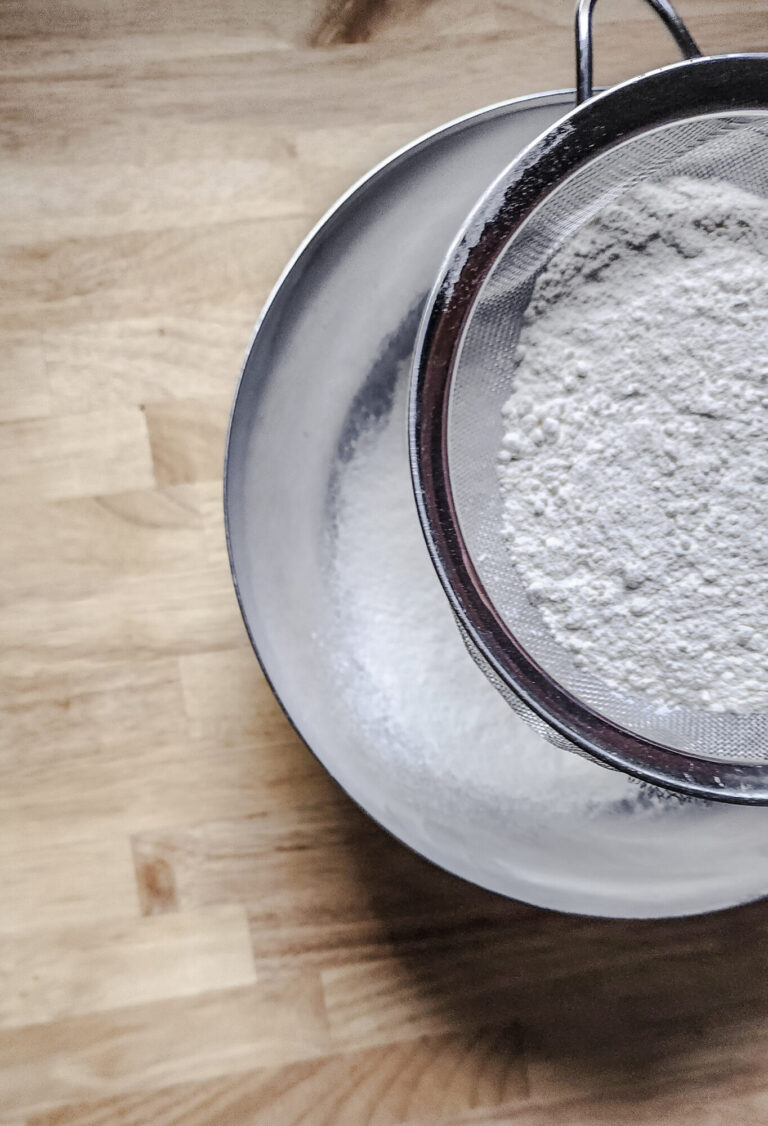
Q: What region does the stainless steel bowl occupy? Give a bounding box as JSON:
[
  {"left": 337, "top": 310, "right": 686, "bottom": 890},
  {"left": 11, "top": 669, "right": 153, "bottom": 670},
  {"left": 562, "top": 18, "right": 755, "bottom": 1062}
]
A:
[{"left": 225, "top": 92, "right": 768, "bottom": 918}]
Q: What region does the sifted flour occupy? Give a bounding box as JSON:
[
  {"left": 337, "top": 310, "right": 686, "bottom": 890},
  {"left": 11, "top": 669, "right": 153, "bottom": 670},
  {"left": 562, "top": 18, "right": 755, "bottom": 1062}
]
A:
[
  {"left": 328, "top": 357, "right": 768, "bottom": 918},
  {"left": 334, "top": 364, "right": 631, "bottom": 819},
  {"left": 499, "top": 176, "right": 768, "bottom": 713}
]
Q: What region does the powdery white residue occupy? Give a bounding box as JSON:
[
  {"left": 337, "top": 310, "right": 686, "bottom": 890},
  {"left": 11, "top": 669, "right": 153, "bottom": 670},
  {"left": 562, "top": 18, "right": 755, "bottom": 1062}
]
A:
[
  {"left": 327, "top": 362, "right": 768, "bottom": 918},
  {"left": 334, "top": 365, "right": 630, "bottom": 823},
  {"left": 499, "top": 176, "right": 768, "bottom": 713}
]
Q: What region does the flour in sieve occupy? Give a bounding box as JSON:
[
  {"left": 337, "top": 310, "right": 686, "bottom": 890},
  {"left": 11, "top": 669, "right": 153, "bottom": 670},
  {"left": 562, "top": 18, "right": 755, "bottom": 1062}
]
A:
[{"left": 499, "top": 176, "right": 768, "bottom": 713}]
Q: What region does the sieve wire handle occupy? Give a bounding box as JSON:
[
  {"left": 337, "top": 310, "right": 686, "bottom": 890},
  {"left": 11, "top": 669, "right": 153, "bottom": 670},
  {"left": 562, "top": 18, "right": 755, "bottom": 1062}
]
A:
[{"left": 575, "top": 0, "right": 702, "bottom": 103}]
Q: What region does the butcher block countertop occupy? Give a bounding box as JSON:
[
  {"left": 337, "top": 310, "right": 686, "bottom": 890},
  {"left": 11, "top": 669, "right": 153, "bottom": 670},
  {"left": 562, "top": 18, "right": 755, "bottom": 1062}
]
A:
[{"left": 3, "top": 1, "right": 768, "bottom": 1122}]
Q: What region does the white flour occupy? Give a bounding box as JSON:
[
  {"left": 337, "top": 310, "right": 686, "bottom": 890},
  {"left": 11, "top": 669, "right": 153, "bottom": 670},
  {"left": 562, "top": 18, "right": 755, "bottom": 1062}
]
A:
[
  {"left": 329, "top": 359, "right": 768, "bottom": 917},
  {"left": 499, "top": 177, "right": 768, "bottom": 713},
  {"left": 334, "top": 367, "right": 631, "bottom": 820}
]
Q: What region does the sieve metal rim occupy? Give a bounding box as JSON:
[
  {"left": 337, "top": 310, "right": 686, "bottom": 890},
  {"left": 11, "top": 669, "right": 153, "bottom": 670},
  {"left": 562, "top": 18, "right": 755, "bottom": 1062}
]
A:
[{"left": 410, "top": 53, "right": 768, "bottom": 804}]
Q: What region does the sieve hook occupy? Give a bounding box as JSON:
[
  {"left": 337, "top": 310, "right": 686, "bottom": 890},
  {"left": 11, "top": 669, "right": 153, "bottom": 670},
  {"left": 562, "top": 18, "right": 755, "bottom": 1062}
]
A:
[{"left": 576, "top": 0, "right": 702, "bottom": 104}]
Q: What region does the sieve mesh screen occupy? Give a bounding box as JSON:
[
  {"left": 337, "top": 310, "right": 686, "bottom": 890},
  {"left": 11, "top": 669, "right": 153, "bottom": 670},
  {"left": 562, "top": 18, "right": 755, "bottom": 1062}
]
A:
[{"left": 448, "top": 112, "right": 768, "bottom": 765}]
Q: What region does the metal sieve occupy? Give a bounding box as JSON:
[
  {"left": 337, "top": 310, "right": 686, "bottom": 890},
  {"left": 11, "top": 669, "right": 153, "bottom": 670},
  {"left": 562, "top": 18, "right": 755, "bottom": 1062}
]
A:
[{"left": 410, "top": 0, "right": 768, "bottom": 803}]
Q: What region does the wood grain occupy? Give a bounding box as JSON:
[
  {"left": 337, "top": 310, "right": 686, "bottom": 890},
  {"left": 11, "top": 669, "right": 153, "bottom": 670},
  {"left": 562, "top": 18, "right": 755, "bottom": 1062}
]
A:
[
  {"left": 27, "top": 1028, "right": 528, "bottom": 1126},
  {"left": 3, "top": 0, "right": 768, "bottom": 1122},
  {"left": 0, "top": 906, "right": 256, "bottom": 1030},
  {"left": 0, "top": 977, "right": 329, "bottom": 1117}
]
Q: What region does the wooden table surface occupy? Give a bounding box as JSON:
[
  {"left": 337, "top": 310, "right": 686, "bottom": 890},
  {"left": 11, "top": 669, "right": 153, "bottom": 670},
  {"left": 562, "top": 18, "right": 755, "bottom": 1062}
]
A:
[{"left": 3, "top": 1, "right": 768, "bottom": 1122}]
